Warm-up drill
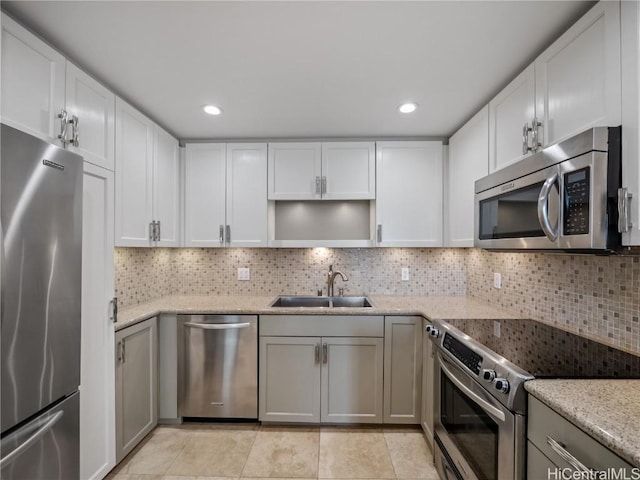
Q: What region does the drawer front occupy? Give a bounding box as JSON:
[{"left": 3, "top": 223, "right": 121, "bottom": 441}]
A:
[
  {"left": 528, "top": 395, "right": 632, "bottom": 471},
  {"left": 260, "top": 315, "right": 384, "bottom": 337},
  {"left": 527, "top": 440, "right": 558, "bottom": 479}
]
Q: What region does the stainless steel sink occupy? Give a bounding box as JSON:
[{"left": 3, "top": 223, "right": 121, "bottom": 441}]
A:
[{"left": 269, "top": 295, "right": 374, "bottom": 308}]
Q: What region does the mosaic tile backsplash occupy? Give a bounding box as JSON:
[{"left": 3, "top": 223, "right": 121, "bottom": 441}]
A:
[{"left": 115, "top": 247, "right": 640, "bottom": 355}]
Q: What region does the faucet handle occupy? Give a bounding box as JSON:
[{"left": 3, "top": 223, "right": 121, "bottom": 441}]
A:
[{"left": 317, "top": 288, "right": 323, "bottom": 296}]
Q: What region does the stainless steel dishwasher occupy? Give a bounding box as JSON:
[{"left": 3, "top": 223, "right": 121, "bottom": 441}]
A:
[{"left": 178, "top": 315, "right": 258, "bottom": 419}]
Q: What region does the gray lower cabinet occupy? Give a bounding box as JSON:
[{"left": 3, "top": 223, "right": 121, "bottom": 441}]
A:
[
  {"left": 527, "top": 395, "right": 634, "bottom": 476},
  {"left": 383, "top": 316, "right": 422, "bottom": 424},
  {"left": 115, "top": 317, "right": 158, "bottom": 462},
  {"left": 259, "top": 315, "right": 385, "bottom": 424}
]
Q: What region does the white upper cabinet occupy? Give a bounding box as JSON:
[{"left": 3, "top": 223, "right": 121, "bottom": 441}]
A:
[
  {"left": 268, "top": 143, "right": 322, "bottom": 199},
  {"left": 268, "top": 142, "right": 375, "bottom": 200},
  {"left": 621, "top": 0, "right": 640, "bottom": 246},
  {"left": 115, "top": 98, "right": 180, "bottom": 247},
  {"left": 1, "top": 13, "right": 66, "bottom": 145},
  {"left": 153, "top": 126, "right": 181, "bottom": 247},
  {"left": 447, "top": 106, "right": 489, "bottom": 247},
  {"left": 376, "top": 141, "right": 443, "bottom": 247},
  {"left": 184, "top": 143, "right": 268, "bottom": 247},
  {"left": 321, "top": 142, "right": 375, "bottom": 199},
  {"left": 184, "top": 144, "right": 226, "bottom": 247},
  {"left": 488, "top": 64, "right": 536, "bottom": 173},
  {"left": 535, "top": 0, "right": 621, "bottom": 147},
  {"left": 226, "top": 143, "right": 268, "bottom": 247},
  {"left": 66, "top": 62, "right": 115, "bottom": 171}
]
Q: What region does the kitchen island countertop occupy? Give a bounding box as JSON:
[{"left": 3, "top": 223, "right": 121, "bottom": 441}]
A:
[{"left": 525, "top": 379, "right": 640, "bottom": 467}]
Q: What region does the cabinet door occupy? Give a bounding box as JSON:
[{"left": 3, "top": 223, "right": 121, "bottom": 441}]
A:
[
  {"left": 447, "top": 106, "right": 489, "bottom": 247},
  {"left": 66, "top": 62, "right": 115, "bottom": 171},
  {"left": 153, "top": 126, "right": 181, "bottom": 247},
  {"left": 1, "top": 14, "right": 66, "bottom": 145},
  {"left": 81, "top": 163, "right": 115, "bottom": 480},
  {"left": 115, "top": 317, "right": 158, "bottom": 463},
  {"left": 226, "top": 143, "right": 268, "bottom": 247},
  {"left": 183, "top": 144, "right": 226, "bottom": 247},
  {"left": 321, "top": 142, "right": 375, "bottom": 200},
  {"left": 383, "top": 317, "right": 422, "bottom": 424},
  {"left": 376, "top": 141, "right": 443, "bottom": 247},
  {"left": 259, "top": 336, "right": 321, "bottom": 423},
  {"left": 535, "top": 1, "right": 621, "bottom": 148},
  {"left": 321, "top": 337, "right": 383, "bottom": 424},
  {"left": 488, "top": 64, "right": 536, "bottom": 173},
  {"left": 268, "top": 143, "right": 322, "bottom": 200},
  {"left": 115, "top": 98, "right": 154, "bottom": 246},
  {"left": 620, "top": 0, "right": 640, "bottom": 246},
  {"left": 421, "top": 320, "right": 434, "bottom": 449}
]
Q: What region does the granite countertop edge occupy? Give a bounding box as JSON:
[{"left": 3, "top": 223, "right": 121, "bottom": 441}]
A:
[
  {"left": 115, "top": 294, "right": 522, "bottom": 331},
  {"left": 525, "top": 379, "right": 640, "bottom": 467}
]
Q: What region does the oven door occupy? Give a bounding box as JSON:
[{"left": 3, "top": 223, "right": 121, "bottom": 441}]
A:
[
  {"left": 434, "top": 352, "right": 519, "bottom": 480},
  {"left": 475, "top": 164, "right": 560, "bottom": 249}
]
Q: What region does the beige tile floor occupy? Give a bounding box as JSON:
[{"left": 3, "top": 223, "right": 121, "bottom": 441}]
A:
[{"left": 107, "top": 423, "right": 439, "bottom": 480}]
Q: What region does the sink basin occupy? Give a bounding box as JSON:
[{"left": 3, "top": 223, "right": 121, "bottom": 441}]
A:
[{"left": 269, "top": 295, "right": 374, "bottom": 308}]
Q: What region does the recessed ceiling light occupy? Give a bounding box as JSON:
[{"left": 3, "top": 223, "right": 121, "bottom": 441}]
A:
[
  {"left": 398, "top": 103, "right": 417, "bottom": 114},
  {"left": 203, "top": 105, "right": 222, "bottom": 115}
]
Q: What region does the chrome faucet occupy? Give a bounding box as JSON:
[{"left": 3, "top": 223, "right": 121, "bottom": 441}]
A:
[{"left": 327, "top": 264, "right": 348, "bottom": 297}]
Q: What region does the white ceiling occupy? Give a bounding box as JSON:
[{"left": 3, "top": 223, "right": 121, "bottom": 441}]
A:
[{"left": 3, "top": 1, "right": 595, "bottom": 140}]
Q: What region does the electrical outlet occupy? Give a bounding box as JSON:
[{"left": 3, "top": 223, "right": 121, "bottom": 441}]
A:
[
  {"left": 493, "top": 320, "right": 501, "bottom": 338},
  {"left": 493, "top": 272, "right": 501, "bottom": 289},
  {"left": 237, "top": 267, "right": 250, "bottom": 281},
  {"left": 401, "top": 267, "right": 410, "bottom": 281}
]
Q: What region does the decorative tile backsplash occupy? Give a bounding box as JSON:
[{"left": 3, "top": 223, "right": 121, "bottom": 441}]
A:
[
  {"left": 115, "top": 247, "right": 640, "bottom": 355},
  {"left": 466, "top": 250, "right": 640, "bottom": 355}
]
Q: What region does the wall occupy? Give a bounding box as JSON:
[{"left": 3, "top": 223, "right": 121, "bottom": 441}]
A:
[
  {"left": 115, "top": 247, "right": 640, "bottom": 355},
  {"left": 466, "top": 249, "right": 640, "bottom": 355}
]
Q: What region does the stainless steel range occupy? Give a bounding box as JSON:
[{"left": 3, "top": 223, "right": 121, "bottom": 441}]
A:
[
  {"left": 426, "top": 318, "right": 640, "bottom": 480},
  {"left": 427, "top": 320, "right": 533, "bottom": 480}
]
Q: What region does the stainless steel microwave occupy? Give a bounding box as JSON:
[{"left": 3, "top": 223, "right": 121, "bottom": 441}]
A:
[{"left": 474, "top": 127, "right": 622, "bottom": 252}]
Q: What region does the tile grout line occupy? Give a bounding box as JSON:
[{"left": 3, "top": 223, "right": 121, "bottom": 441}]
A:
[
  {"left": 381, "top": 431, "right": 399, "bottom": 480},
  {"left": 159, "top": 427, "right": 196, "bottom": 477},
  {"left": 237, "top": 424, "right": 261, "bottom": 478}
]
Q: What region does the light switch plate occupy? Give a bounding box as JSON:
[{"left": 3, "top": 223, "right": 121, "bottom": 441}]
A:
[
  {"left": 493, "top": 320, "right": 501, "bottom": 338},
  {"left": 237, "top": 267, "right": 250, "bottom": 281},
  {"left": 401, "top": 267, "right": 410, "bottom": 281},
  {"left": 493, "top": 272, "right": 501, "bottom": 289}
]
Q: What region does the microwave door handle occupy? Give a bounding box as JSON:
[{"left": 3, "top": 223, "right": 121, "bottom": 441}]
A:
[{"left": 537, "top": 173, "right": 559, "bottom": 242}]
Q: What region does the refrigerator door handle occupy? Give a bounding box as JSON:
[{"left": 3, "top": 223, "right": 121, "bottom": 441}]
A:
[{"left": 0, "top": 411, "right": 64, "bottom": 469}]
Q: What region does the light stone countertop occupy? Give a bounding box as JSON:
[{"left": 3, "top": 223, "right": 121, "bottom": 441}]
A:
[
  {"left": 525, "top": 379, "right": 640, "bottom": 467},
  {"left": 115, "top": 294, "right": 522, "bottom": 331}
]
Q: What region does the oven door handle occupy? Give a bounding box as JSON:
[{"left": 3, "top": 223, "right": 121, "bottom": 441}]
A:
[
  {"left": 439, "top": 355, "right": 506, "bottom": 423},
  {"left": 537, "top": 172, "right": 559, "bottom": 242}
]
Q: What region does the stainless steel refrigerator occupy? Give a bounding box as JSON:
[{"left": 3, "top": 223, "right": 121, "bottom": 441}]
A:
[{"left": 1, "top": 124, "right": 82, "bottom": 479}]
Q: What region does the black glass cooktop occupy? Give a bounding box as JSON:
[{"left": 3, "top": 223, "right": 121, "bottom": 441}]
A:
[{"left": 443, "top": 318, "right": 640, "bottom": 379}]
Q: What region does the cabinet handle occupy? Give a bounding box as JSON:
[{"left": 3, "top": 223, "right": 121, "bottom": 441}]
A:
[
  {"left": 377, "top": 224, "right": 382, "bottom": 243},
  {"left": 57, "top": 109, "right": 69, "bottom": 147},
  {"left": 321, "top": 176, "right": 327, "bottom": 194},
  {"left": 322, "top": 343, "right": 328, "bottom": 364},
  {"left": 156, "top": 220, "right": 161, "bottom": 241},
  {"left": 531, "top": 117, "right": 542, "bottom": 152},
  {"left": 618, "top": 187, "right": 633, "bottom": 233},
  {"left": 116, "top": 340, "right": 122, "bottom": 363},
  {"left": 225, "top": 225, "right": 231, "bottom": 244},
  {"left": 109, "top": 297, "right": 118, "bottom": 323},
  {"left": 219, "top": 225, "right": 225, "bottom": 245},
  {"left": 522, "top": 123, "right": 533, "bottom": 155},
  {"left": 69, "top": 115, "right": 79, "bottom": 147},
  {"left": 315, "top": 344, "right": 320, "bottom": 364},
  {"left": 315, "top": 176, "right": 321, "bottom": 194},
  {"left": 122, "top": 339, "right": 126, "bottom": 363},
  {"left": 149, "top": 222, "right": 155, "bottom": 242},
  {"left": 546, "top": 436, "right": 591, "bottom": 474}
]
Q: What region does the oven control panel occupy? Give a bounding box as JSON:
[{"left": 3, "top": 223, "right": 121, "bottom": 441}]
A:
[{"left": 442, "top": 333, "right": 483, "bottom": 375}]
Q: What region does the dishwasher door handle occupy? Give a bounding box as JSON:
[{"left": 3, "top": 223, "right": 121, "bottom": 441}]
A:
[{"left": 185, "top": 322, "right": 252, "bottom": 330}]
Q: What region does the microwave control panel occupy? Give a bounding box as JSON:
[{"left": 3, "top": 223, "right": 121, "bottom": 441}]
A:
[{"left": 563, "top": 167, "right": 590, "bottom": 236}]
